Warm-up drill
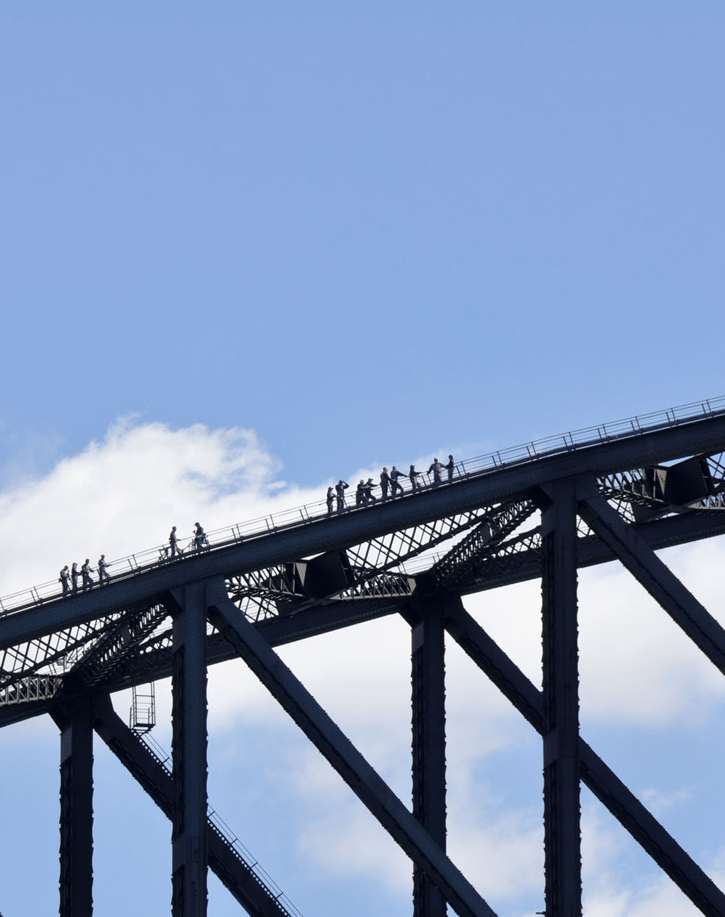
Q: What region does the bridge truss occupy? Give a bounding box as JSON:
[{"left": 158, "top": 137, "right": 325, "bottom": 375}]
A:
[{"left": 3, "top": 402, "right": 725, "bottom": 915}]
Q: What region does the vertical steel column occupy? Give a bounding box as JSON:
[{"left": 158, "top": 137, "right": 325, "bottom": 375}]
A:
[
  {"left": 411, "top": 597, "right": 447, "bottom": 917},
  {"left": 57, "top": 696, "right": 95, "bottom": 917},
  {"left": 540, "top": 479, "right": 582, "bottom": 916},
  {"left": 171, "top": 582, "right": 209, "bottom": 916}
]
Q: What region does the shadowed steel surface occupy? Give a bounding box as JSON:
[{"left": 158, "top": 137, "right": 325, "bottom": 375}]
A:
[{"left": 2, "top": 398, "right": 725, "bottom": 915}]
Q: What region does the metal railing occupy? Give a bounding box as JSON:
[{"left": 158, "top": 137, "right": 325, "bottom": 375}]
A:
[
  {"left": 0, "top": 396, "right": 723, "bottom": 618},
  {"left": 206, "top": 808, "right": 304, "bottom": 917},
  {"left": 136, "top": 734, "right": 303, "bottom": 917}
]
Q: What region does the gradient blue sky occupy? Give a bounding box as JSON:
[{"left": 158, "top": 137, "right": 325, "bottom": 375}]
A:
[{"left": 1, "top": 5, "right": 725, "bottom": 916}]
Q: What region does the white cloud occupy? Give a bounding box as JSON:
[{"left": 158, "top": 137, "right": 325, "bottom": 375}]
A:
[
  {"left": 0, "top": 418, "right": 322, "bottom": 597},
  {"left": 463, "top": 544, "right": 725, "bottom": 731},
  {"left": 578, "top": 557, "right": 725, "bottom": 728},
  {"left": 639, "top": 785, "right": 693, "bottom": 816}
]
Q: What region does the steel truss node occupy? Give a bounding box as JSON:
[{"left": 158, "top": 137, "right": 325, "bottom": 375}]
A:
[{"left": 2, "top": 403, "right": 725, "bottom": 914}]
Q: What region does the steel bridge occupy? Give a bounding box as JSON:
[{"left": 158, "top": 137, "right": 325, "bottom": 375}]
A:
[{"left": 3, "top": 397, "right": 725, "bottom": 916}]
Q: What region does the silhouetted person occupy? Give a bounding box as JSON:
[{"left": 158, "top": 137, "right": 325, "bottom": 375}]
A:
[
  {"left": 364, "top": 478, "right": 377, "bottom": 504},
  {"left": 356, "top": 480, "right": 366, "bottom": 507},
  {"left": 390, "top": 465, "right": 407, "bottom": 498},
  {"left": 59, "top": 565, "right": 70, "bottom": 597},
  {"left": 428, "top": 458, "right": 443, "bottom": 486},
  {"left": 446, "top": 454, "right": 455, "bottom": 483},
  {"left": 169, "top": 525, "right": 181, "bottom": 557},
  {"left": 335, "top": 479, "right": 348, "bottom": 512},
  {"left": 326, "top": 487, "right": 335, "bottom": 514},
  {"left": 194, "top": 522, "right": 207, "bottom": 552},
  {"left": 409, "top": 464, "right": 421, "bottom": 492},
  {"left": 380, "top": 467, "right": 390, "bottom": 501},
  {"left": 71, "top": 562, "right": 80, "bottom": 593},
  {"left": 81, "top": 559, "right": 94, "bottom": 590},
  {"left": 98, "top": 554, "right": 111, "bottom": 584}
]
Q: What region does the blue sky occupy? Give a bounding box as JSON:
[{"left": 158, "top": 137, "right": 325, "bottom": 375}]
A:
[{"left": 1, "top": 5, "right": 725, "bottom": 916}]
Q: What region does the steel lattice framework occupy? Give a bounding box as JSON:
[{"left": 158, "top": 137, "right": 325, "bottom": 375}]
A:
[{"left": 3, "top": 400, "right": 725, "bottom": 915}]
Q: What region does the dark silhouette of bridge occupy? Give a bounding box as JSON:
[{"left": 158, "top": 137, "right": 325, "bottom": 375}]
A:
[{"left": 3, "top": 397, "right": 725, "bottom": 915}]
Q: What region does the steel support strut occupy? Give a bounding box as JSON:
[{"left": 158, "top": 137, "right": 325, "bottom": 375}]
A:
[
  {"left": 207, "top": 588, "right": 498, "bottom": 917},
  {"left": 539, "top": 480, "right": 582, "bottom": 916},
  {"left": 52, "top": 696, "right": 95, "bottom": 917},
  {"left": 444, "top": 600, "right": 725, "bottom": 915},
  {"left": 171, "top": 583, "right": 209, "bottom": 916},
  {"left": 578, "top": 483, "right": 725, "bottom": 676},
  {"left": 411, "top": 597, "right": 448, "bottom": 917},
  {"left": 91, "top": 693, "right": 296, "bottom": 917}
]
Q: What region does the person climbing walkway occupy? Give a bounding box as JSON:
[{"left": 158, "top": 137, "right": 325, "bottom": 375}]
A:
[
  {"left": 356, "top": 480, "right": 366, "bottom": 507},
  {"left": 98, "top": 554, "right": 111, "bottom": 584},
  {"left": 446, "top": 454, "right": 455, "bottom": 484},
  {"left": 81, "top": 559, "right": 94, "bottom": 590},
  {"left": 409, "top": 464, "right": 421, "bottom": 492},
  {"left": 335, "top": 479, "right": 349, "bottom": 512},
  {"left": 169, "top": 525, "right": 182, "bottom": 558},
  {"left": 390, "top": 465, "right": 407, "bottom": 498},
  {"left": 428, "top": 457, "right": 443, "bottom": 486},
  {"left": 380, "top": 467, "right": 390, "bottom": 501},
  {"left": 194, "top": 522, "right": 208, "bottom": 552},
  {"left": 364, "top": 478, "right": 377, "bottom": 504}
]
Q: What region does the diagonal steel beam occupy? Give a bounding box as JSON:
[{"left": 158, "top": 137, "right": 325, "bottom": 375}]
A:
[
  {"left": 578, "top": 483, "right": 725, "bottom": 677},
  {"left": 91, "top": 693, "right": 298, "bottom": 917},
  {"left": 206, "top": 585, "right": 499, "bottom": 917},
  {"left": 443, "top": 600, "right": 725, "bottom": 917}
]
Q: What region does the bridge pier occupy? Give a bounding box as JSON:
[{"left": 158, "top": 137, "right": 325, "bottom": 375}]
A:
[
  {"left": 411, "top": 597, "right": 447, "bottom": 917},
  {"left": 171, "top": 583, "right": 209, "bottom": 916},
  {"left": 53, "top": 695, "right": 95, "bottom": 917},
  {"left": 539, "top": 479, "right": 582, "bottom": 917}
]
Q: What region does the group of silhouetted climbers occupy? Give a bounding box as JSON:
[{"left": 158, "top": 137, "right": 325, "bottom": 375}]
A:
[
  {"left": 326, "top": 454, "right": 456, "bottom": 513},
  {"left": 58, "top": 523, "right": 211, "bottom": 597},
  {"left": 54, "top": 457, "right": 458, "bottom": 599},
  {"left": 166, "top": 522, "right": 209, "bottom": 558},
  {"left": 59, "top": 555, "right": 111, "bottom": 595}
]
